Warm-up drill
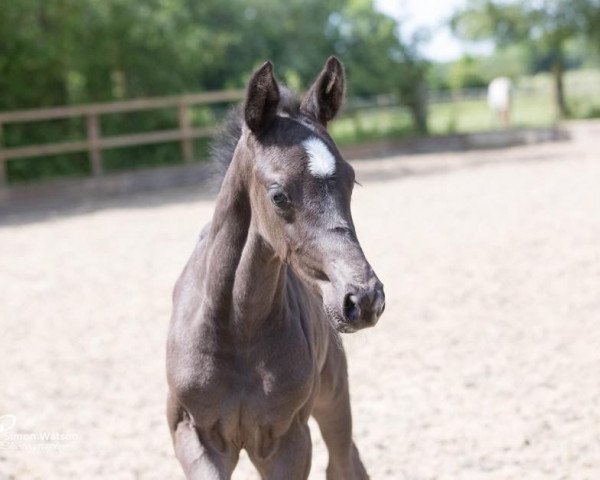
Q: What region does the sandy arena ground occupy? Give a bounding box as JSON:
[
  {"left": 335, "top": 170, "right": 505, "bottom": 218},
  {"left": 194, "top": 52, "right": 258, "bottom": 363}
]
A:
[{"left": 1, "top": 124, "right": 599, "bottom": 479}]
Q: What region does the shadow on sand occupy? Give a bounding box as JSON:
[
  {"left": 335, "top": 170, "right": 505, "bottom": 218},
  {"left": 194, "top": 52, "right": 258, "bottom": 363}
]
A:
[{"left": 0, "top": 134, "right": 571, "bottom": 228}]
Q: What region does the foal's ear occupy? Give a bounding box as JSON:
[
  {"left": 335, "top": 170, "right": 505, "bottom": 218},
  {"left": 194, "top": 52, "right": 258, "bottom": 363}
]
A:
[
  {"left": 244, "top": 61, "right": 280, "bottom": 135},
  {"left": 301, "top": 56, "right": 345, "bottom": 127}
]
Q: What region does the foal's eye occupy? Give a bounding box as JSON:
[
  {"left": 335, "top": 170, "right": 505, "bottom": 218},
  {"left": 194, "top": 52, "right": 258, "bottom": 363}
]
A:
[{"left": 270, "top": 191, "right": 290, "bottom": 209}]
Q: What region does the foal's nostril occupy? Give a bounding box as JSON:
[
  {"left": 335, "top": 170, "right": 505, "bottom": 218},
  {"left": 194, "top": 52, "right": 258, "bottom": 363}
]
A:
[{"left": 343, "top": 294, "right": 361, "bottom": 322}]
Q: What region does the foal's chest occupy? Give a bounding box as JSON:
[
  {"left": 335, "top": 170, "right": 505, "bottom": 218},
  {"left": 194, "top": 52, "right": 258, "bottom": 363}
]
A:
[{"left": 174, "top": 321, "right": 317, "bottom": 441}]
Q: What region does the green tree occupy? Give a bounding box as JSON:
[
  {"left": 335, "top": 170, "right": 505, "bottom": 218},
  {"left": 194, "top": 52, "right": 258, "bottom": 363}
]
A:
[
  {"left": 447, "top": 55, "right": 488, "bottom": 90},
  {"left": 0, "top": 0, "right": 430, "bottom": 182},
  {"left": 451, "top": 0, "right": 600, "bottom": 117},
  {"left": 325, "top": 0, "right": 429, "bottom": 132},
  {"left": 0, "top": 0, "right": 423, "bottom": 106}
]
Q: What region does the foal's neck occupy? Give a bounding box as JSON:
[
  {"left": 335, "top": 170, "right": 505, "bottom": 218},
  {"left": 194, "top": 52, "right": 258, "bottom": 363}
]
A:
[
  {"left": 232, "top": 225, "right": 287, "bottom": 331},
  {"left": 202, "top": 150, "right": 287, "bottom": 335}
]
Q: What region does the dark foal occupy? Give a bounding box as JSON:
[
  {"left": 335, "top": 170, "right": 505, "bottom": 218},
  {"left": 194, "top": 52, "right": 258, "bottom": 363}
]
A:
[{"left": 166, "top": 57, "right": 385, "bottom": 480}]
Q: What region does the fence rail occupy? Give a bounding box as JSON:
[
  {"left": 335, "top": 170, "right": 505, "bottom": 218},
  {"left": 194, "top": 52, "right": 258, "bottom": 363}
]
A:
[
  {"left": 0, "top": 89, "right": 245, "bottom": 186},
  {"left": 3, "top": 78, "right": 597, "bottom": 187}
]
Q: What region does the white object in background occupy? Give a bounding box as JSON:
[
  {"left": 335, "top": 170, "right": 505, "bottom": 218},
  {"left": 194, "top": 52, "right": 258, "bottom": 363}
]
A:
[{"left": 487, "top": 77, "right": 513, "bottom": 128}]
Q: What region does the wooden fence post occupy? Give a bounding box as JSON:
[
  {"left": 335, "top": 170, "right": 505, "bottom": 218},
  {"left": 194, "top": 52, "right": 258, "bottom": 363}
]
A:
[
  {"left": 86, "top": 114, "right": 103, "bottom": 175},
  {"left": 178, "top": 102, "right": 193, "bottom": 163}
]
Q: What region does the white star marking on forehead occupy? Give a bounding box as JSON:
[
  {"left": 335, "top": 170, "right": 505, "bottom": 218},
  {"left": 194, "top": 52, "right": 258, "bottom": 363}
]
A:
[{"left": 302, "top": 137, "right": 336, "bottom": 178}]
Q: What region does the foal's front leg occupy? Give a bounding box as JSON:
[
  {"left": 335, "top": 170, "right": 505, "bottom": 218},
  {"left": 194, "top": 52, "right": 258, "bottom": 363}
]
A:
[
  {"left": 171, "top": 417, "right": 239, "bottom": 480},
  {"left": 313, "top": 342, "right": 369, "bottom": 480},
  {"left": 250, "top": 422, "right": 312, "bottom": 480},
  {"left": 172, "top": 419, "right": 239, "bottom": 480},
  {"left": 168, "top": 396, "right": 239, "bottom": 480}
]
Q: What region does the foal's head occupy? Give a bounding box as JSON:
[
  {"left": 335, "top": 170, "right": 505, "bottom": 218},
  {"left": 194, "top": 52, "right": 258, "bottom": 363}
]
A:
[{"left": 238, "top": 57, "right": 385, "bottom": 332}]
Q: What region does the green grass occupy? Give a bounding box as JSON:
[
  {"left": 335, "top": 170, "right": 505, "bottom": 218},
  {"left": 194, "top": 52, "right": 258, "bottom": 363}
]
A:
[
  {"left": 522, "top": 69, "right": 600, "bottom": 119},
  {"left": 332, "top": 68, "right": 600, "bottom": 145},
  {"left": 428, "top": 94, "right": 557, "bottom": 135},
  {"left": 330, "top": 93, "right": 559, "bottom": 146},
  {"left": 331, "top": 107, "right": 414, "bottom": 145}
]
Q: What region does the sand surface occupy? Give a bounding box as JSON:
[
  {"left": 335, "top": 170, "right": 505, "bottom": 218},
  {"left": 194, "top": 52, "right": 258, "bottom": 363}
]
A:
[{"left": 1, "top": 124, "right": 599, "bottom": 479}]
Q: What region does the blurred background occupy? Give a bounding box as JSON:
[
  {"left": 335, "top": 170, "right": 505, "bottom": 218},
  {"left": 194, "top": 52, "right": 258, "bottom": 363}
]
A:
[
  {"left": 0, "top": 0, "right": 599, "bottom": 184},
  {"left": 1, "top": 1, "right": 600, "bottom": 479}
]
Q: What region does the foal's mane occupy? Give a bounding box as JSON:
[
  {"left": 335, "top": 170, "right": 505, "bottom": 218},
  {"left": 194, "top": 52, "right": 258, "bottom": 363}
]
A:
[{"left": 209, "top": 86, "right": 301, "bottom": 185}]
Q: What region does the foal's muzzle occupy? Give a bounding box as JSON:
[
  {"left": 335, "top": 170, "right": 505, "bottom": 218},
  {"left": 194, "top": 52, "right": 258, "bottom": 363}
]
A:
[{"left": 340, "top": 282, "right": 385, "bottom": 332}]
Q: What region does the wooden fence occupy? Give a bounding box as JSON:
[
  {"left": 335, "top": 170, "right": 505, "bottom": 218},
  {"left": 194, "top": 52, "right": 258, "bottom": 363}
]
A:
[{"left": 0, "top": 89, "right": 245, "bottom": 186}]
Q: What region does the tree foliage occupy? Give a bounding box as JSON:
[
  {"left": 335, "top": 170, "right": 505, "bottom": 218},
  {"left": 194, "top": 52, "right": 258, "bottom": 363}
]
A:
[
  {"left": 447, "top": 56, "right": 488, "bottom": 90},
  {"left": 0, "top": 0, "right": 430, "bottom": 182},
  {"left": 0, "top": 0, "right": 421, "bottom": 108},
  {"left": 451, "top": 0, "right": 600, "bottom": 116}
]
